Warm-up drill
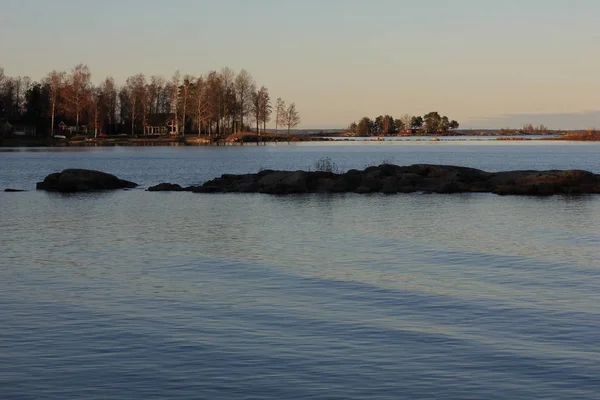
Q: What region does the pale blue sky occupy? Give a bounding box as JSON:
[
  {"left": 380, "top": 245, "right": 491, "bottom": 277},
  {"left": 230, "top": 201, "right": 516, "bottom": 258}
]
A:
[{"left": 2, "top": 0, "right": 600, "bottom": 129}]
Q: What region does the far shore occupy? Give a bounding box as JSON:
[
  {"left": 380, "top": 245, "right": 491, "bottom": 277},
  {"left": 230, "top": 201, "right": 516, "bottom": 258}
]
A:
[{"left": 1, "top": 130, "right": 599, "bottom": 148}]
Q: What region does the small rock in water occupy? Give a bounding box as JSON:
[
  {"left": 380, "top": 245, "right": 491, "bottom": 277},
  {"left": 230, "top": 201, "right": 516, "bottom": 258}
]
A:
[{"left": 147, "top": 183, "right": 186, "bottom": 192}]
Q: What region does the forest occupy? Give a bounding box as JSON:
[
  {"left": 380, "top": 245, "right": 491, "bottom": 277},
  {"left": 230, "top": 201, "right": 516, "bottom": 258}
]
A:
[
  {"left": 0, "top": 65, "right": 300, "bottom": 137},
  {"left": 348, "top": 113, "right": 459, "bottom": 136}
]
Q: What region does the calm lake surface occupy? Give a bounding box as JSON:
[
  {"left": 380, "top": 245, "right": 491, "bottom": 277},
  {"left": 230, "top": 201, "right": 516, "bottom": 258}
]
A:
[{"left": 1, "top": 142, "right": 600, "bottom": 399}]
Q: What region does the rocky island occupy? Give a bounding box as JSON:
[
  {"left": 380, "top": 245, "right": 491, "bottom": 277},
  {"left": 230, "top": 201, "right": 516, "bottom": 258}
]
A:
[
  {"left": 31, "top": 164, "right": 600, "bottom": 196},
  {"left": 148, "top": 164, "right": 600, "bottom": 196}
]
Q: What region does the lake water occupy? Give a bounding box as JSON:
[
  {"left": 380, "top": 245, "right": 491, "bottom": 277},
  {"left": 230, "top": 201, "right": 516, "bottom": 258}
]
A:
[{"left": 1, "top": 142, "right": 600, "bottom": 399}]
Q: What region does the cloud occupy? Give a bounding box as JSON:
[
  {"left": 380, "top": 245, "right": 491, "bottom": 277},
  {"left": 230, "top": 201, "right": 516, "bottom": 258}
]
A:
[{"left": 464, "top": 110, "right": 600, "bottom": 130}]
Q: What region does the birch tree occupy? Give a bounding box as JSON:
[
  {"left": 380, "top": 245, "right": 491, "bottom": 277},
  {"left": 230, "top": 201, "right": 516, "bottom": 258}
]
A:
[
  {"left": 219, "top": 68, "right": 234, "bottom": 134},
  {"left": 147, "top": 75, "right": 166, "bottom": 115},
  {"left": 125, "top": 74, "right": 147, "bottom": 135},
  {"left": 275, "top": 97, "right": 286, "bottom": 134},
  {"left": 89, "top": 86, "right": 102, "bottom": 138},
  {"left": 258, "top": 86, "right": 271, "bottom": 134},
  {"left": 65, "top": 64, "right": 92, "bottom": 132},
  {"left": 400, "top": 113, "right": 412, "bottom": 133},
  {"left": 192, "top": 75, "right": 210, "bottom": 135},
  {"left": 181, "top": 74, "right": 194, "bottom": 134},
  {"left": 250, "top": 86, "right": 271, "bottom": 136},
  {"left": 251, "top": 89, "right": 261, "bottom": 135},
  {"left": 170, "top": 71, "right": 180, "bottom": 134},
  {"left": 234, "top": 69, "right": 255, "bottom": 132},
  {"left": 100, "top": 77, "right": 118, "bottom": 134},
  {"left": 43, "top": 70, "right": 65, "bottom": 136},
  {"left": 285, "top": 103, "right": 300, "bottom": 135}
]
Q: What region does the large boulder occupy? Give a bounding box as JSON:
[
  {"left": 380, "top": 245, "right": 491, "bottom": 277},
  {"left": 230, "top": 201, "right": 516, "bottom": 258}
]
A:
[
  {"left": 259, "top": 170, "right": 308, "bottom": 194},
  {"left": 36, "top": 169, "right": 138, "bottom": 192}
]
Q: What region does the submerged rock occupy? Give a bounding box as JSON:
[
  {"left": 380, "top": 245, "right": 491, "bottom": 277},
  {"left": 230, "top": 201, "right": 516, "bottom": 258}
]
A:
[
  {"left": 36, "top": 169, "right": 138, "bottom": 192},
  {"left": 183, "top": 164, "right": 600, "bottom": 196}
]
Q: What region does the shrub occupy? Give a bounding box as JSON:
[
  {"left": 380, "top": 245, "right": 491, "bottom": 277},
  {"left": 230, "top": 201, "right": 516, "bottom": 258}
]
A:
[{"left": 314, "top": 157, "right": 340, "bottom": 173}]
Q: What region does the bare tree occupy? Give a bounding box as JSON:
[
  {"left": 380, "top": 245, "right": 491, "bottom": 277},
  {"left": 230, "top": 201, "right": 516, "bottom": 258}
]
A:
[
  {"left": 44, "top": 70, "right": 65, "bottom": 136},
  {"left": 181, "top": 75, "right": 194, "bottom": 134},
  {"left": 192, "top": 75, "right": 211, "bottom": 135},
  {"left": 1, "top": 77, "right": 16, "bottom": 117},
  {"left": 234, "top": 69, "right": 255, "bottom": 132},
  {"left": 64, "top": 64, "right": 92, "bottom": 133},
  {"left": 219, "top": 67, "right": 235, "bottom": 134},
  {"left": 125, "top": 73, "right": 147, "bottom": 136},
  {"left": 258, "top": 86, "right": 271, "bottom": 134},
  {"left": 275, "top": 97, "right": 286, "bottom": 134},
  {"left": 13, "top": 76, "right": 31, "bottom": 115},
  {"left": 147, "top": 75, "right": 165, "bottom": 115},
  {"left": 400, "top": 113, "right": 412, "bottom": 133},
  {"left": 251, "top": 89, "right": 261, "bottom": 135},
  {"left": 204, "top": 71, "right": 221, "bottom": 136},
  {"left": 250, "top": 86, "right": 271, "bottom": 136},
  {"left": 12, "top": 76, "right": 22, "bottom": 116},
  {"left": 100, "top": 77, "right": 117, "bottom": 134},
  {"left": 89, "top": 86, "right": 102, "bottom": 138},
  {"left": 170, "top": 71, "right": 180, "bottom": 134},
  {"left": 285, "top": 103, "right": 300, "bottom": 135}
]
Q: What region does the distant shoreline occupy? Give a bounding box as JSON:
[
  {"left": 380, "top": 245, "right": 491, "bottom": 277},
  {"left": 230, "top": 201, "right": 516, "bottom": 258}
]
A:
[{"left": 1, "top": 130, "right": 599, "bottom": 147}]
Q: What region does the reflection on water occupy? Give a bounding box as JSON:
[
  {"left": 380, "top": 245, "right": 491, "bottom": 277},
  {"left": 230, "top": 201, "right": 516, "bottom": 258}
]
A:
[
  {"left": 1, "top": 188, "right": 599, "bottom": 399},
  {"left": 1, "top": 145, "right": 600, "bottom": 399}
]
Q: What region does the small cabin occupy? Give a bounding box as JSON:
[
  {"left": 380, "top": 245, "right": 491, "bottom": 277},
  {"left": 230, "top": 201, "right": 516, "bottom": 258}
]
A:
[
  {"left": 4, "top": 120, "right": 37, "bottom": 136},
  {"left": 145, "top": 113, "right": 179, "bottom": 135},
  {"left": 12, "top": 124, "right": 37, "bottom": 136}
]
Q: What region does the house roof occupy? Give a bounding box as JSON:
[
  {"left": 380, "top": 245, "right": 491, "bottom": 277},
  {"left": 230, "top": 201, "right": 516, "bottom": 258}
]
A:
[{"left": 146, "top": 113, "right": 173, "bottom": 126}]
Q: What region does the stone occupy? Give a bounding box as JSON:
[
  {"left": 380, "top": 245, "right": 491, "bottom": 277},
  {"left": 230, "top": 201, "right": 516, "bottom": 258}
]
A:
[
  {"left": 147, "top": 183, "right": 185, "bottom": 192},
  {"left": 36, "top": 169, "right": 138, "bottom": 192}
]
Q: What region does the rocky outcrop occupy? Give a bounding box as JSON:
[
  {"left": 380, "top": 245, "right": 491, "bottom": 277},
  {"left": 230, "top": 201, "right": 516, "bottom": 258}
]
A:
[
  {"left": 36, "top": 169, "right": 138, "bottom": 192},
  {"left": 172, "top": 164, "right": 600, "bottom": 196},
  {"left": 147, "top": 183, "right": 185, "bottom": 192}
]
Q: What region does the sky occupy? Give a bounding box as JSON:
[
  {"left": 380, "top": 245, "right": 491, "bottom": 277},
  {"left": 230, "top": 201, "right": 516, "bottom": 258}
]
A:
[{"left": 2, "top": 0, "right": 600, "bottom": 129}]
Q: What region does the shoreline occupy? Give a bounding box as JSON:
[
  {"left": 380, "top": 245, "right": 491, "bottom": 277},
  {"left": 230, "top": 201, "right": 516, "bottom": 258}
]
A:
[{"left": 1, "top": 131, "right": 599, "bottom": 148}]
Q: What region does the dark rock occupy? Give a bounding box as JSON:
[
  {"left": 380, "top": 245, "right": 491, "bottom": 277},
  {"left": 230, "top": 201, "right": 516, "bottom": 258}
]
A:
[
  {"left": 380, "top": 176, "right": 399, "bottom": 194},
  {"left": 330, "top": 178, "right": 350, "bottom": 193},
  {"left": 147, "top": 183, "right": 185, "bottom": 192},
  {"left": 183, "top": 164, "right": 600, "bottom": 196},
  {"left": 4, "top": 188, "right": 26, "bottom": 192},
  {"left": 360, "top": 173, "right": 383, "bottom": 192},
  {"left": 257, "top": 171, "right": 289, "bottom": 188},
  {"left": 354, "top": 185, "right": 373, "bottom": 194},
  {"left": 314, "top": 178, "right": 336, "bottom": 193},
  {"left": 36, "top": 169, "right": 138, "bottom": 192}
]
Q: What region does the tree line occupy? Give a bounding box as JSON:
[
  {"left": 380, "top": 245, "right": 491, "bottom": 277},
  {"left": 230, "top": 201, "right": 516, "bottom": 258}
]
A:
[
  {"left": 348, "top": 113, "right": 459, "bottom": 136},
  {"left": 0, "top": 65, "right": 300, "bottom": 137}
]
